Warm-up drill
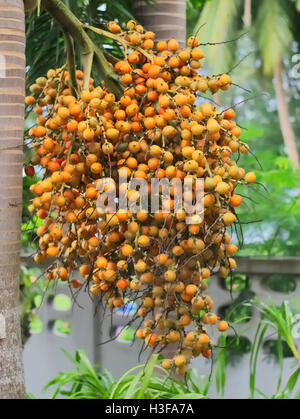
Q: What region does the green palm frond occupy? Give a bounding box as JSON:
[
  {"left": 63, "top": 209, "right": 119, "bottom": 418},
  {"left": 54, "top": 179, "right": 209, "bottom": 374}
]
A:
[
  {"left": 291, "top": 0, "right": 300, "bottom": 12},
  {"left": 193, "top": 0, "right": 243, "bottom": 75},
  {"left": 255, "top": 0, "right": 293, "bottom": 76},
  {"left": 25, "top": 0, "right": 134, "bottom": 88},
  {"left": 26, "top": 10, "right": 66, "bottom": 88}
]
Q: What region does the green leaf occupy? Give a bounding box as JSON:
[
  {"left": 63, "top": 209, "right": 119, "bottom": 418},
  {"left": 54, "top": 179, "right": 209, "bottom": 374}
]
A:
[
  {"left": 282, "top": 368, "right": 300, "bottom": 397},
  {"left": 193, "top": 0, "right": 243, "bottom": 74},
  {"left": 135, "top": 354, "right": 160, "bottom": 399},
  {"left": 249, "top": 321, "right": 268, "bottom": 398},
  {"left": 171, "top": 393, "right": 207, "bottom": 399},
  {"left": 256, "top": 0, "right": 293, "bottom": 76},
  {"left": 109, "top": 365, "right": 144, "bottom": 399},
  {"left": 215, "top": 335, "right": 227, "bottom": 398},
  {"left": 123, "top": 371, "right": 143, "bottom": 399},
  {"left": 291, "top": 0, "right": 300, "bottom": 12}
]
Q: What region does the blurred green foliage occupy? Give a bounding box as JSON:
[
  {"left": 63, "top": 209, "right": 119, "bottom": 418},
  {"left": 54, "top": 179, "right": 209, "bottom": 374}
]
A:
[
  {"left": 188, "top": 0, "right": 300, "bottom": 256},
  {"left": 22, "top": 175, "right": 42, "bottom": 251},
  {"left": 266, "top": 275, "right": 297, "bottom": 293},
  {"left": 235, "top": 99, "right": 300, "bottom": 256},
  {"left": 20, "top": 265, "right": 45, "bottom": 344}
]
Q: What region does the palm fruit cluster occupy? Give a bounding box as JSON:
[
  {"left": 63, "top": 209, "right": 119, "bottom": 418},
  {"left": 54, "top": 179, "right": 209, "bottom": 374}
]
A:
[{"left": 25, "top": 19, "right": 256, "bottom": 375}]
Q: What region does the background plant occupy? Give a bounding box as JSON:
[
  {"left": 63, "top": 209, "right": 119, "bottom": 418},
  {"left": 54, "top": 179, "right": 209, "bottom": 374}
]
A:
[
  {"left": 45, "top": 351, "right": 208, "bottom": 399},
  {"left": 249, "top": 299, "right": 300, "bottom": 399}
]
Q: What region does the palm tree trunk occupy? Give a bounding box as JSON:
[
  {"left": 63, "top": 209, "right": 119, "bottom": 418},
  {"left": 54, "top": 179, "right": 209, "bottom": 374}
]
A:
[
  {"left": 244, "top": 0, "right": 251, "bottom": 28},
  {"left": 0, "top": 0, "right": 26, "bottom": 399},
  {"left": 274, "top": 59, "right": 300, "bottom": 170},
  {"left": 134, "top": 0, "right": 186, "bottom": 48}
]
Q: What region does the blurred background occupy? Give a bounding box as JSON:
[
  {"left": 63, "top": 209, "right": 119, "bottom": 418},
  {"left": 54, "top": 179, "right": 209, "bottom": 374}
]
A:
[{"left": 22, "top": 0, "right": 300, "bottom": 399}]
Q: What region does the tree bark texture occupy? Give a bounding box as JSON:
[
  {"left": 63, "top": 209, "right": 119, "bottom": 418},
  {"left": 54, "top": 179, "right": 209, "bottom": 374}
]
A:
[
  {"left": 0, "top": 0, "right": 26, "bottom": 399},
  {"left": 134, "top": 0, "right": 187, "bottom": 48}
]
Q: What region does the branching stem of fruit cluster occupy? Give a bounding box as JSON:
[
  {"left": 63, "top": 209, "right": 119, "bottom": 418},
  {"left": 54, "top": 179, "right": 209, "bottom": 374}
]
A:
[
  {"left": 41, "top": 0, "right": 123, "bottom": 97},
  {"left": 63, "top": 31, "right": 79, "bottom": 97},
  {"left": 85, "top": 25, "right": 153, "bottom": 62}
]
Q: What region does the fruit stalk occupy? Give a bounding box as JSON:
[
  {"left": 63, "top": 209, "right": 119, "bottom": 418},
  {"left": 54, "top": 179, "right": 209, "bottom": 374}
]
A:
[{"left": 41, "top": 0, "right": 122, "bottom": 97}]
